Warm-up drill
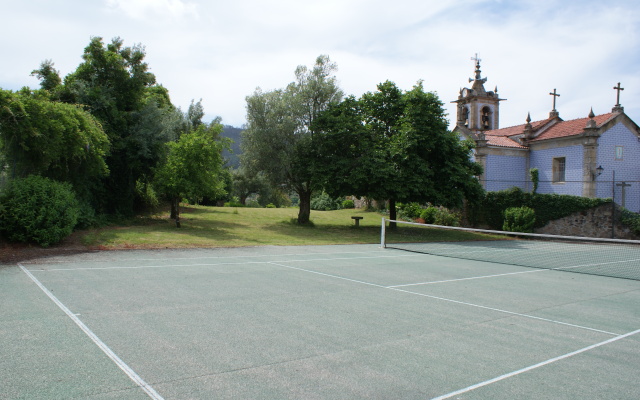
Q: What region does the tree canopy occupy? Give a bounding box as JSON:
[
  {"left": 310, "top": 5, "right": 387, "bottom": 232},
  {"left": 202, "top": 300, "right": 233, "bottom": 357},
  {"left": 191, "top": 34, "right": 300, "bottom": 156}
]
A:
[
  {"left": 55, "top": 36, "right": 180, "bottom": 215},
  {"left": 0, "top": 88, "right": 110, "bottom": 199},
  {"left": 242, "top": 55, "right": 343, "bottom": 224},
  {"left": 154, "top": 122, "right": 227, "bottom": 226},
  {"left": 312, "top": 80, "right": 483, "bottom": 222}
]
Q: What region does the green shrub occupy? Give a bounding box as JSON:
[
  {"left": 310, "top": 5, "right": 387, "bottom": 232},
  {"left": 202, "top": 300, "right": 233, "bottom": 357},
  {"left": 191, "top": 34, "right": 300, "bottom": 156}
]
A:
[
  {"left": 224, "top": 196, "right": 245, "bottom": 207},
  {"left": 397, "top": 202, "right": 423, "bottom": 220},
  {"left": 420, "top": 206, "right": 438, "bottom": 224},
  {"left": 472, "top": 187, "right": 610, "bottom": 229},
  {"left": 433, "top": 207, "right": 461, "bottom": 226},
  {"left": 0, "top": 175, "right": 79, "bottom": 247},
  {"left": 311, "top": 192, "right": 342, "bottom": 211},
  {"left": 342, "top": 199, "right": 355, "bottom": 209},
  {"left": 503, "top": 206, "right": 536, "bottom": 232},
  {"left": 265, "top": 203, "right": 277, "bottom": 208},
  {"left": 619, "top": 208, "right": 640, "bottom": 236}
]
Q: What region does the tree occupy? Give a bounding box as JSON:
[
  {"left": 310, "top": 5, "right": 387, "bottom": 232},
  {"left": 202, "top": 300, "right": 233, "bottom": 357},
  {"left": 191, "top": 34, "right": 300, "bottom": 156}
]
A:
[
  {"left": 59, "top": 36, "right": 174, "bottom": 216},
  {"left": 312, "top": 81, "right": 483, "bottom": 226},
  {"left": 31, "top": 60, "right": 62, "bottom": 92},
  {"left": 0, "top": 88, "right": 110, "bottom": 199},
  {"left": 242, "top": 55, "right": 343, "bottom": 224},
  {"left": 154, "top": 122, "right": 227, "bottom": 227},
  {"left": 232, "top": 168, "right": 268, "bottom": 205}
]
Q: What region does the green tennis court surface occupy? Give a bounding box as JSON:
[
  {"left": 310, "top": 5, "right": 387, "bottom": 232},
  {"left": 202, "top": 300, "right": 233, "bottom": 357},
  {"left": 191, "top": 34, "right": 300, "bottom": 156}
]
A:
[{"left": 2, "top": 244, "right": 639, "bottom": 399}]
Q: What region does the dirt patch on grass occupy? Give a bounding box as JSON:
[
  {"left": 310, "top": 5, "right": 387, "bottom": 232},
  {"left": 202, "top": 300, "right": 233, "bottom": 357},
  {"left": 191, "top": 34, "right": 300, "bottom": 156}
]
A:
[{"left": 0, "top": 232, "right": 96, "bottom": 264}]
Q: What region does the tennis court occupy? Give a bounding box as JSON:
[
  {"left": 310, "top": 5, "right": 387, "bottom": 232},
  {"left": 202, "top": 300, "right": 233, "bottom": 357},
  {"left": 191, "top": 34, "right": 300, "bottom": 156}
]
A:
[{"left": 2, "top": 235, "right": 639, "bottom": 398}]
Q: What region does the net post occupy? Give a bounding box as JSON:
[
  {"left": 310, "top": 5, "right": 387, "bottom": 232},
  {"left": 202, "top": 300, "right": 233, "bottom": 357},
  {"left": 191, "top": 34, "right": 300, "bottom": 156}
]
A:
[{"left": 381, "top": 218, "right": 386, "bottom": 248}]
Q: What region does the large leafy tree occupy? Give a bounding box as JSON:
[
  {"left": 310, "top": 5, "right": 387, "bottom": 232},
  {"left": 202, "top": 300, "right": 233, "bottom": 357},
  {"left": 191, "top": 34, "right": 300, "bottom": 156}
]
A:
[
  {"left": 154, "top": 122, "right": 227, "bottom": 227},
  {"left": 0, "top": 88, "right": 110, "bottom": 199},
  {"left": 242, "top": 55, "right": 343, "bottom": 224},
  {"left": 58, "top": 36, "right": 178, "bottom": 215},
  {"left": 312, "top": 81, "right": 483, "bottom": 225}
]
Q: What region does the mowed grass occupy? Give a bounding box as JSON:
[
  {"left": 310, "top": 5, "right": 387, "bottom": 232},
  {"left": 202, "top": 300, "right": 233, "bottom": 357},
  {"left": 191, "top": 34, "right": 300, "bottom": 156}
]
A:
[{"left": 79, "top": 205, "right": 500, "bottom": 249}]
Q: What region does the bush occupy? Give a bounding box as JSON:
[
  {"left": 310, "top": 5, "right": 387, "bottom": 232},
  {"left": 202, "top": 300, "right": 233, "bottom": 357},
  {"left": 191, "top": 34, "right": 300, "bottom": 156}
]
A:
[
  {"left": 433, "top": 207, "right": 461, "bottom": 226},
  {"left": 619, "top": 208, "right": 640, "bottom": 236},
  {"left": 0, "top": 175, "right": 80, "bottom": 247},
  {"left": 420, "top": 206, "right": 438, "bottom": 224},
  {"left": 265, "top": 203, "right": 277, "bottom": 208},
  {"left": 224, "top": 196, "right": 244, "bottom": 207},
  {"left": 342, "top": 199, "right": 355, "bottom": 209},
  {"left": 397, "top": 202, "right": 423, "bottom": 220},
  {"left": 503, "top": 206, "right": 536, "bottom": 233},
  {"left": 471, "top": 187, "right": 610, "bottom": 229},
  {"left": 311, "top": 192, "right": 342, "bottom": 211}
]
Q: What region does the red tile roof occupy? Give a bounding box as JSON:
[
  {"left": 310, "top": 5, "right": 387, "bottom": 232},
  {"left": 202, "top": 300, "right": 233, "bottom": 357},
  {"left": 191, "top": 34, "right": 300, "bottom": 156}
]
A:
[
  {"left": 486, "top": 135, "right": 527, "bottom": 149},
  {"left": 487, "top": 118, "right": 553, "bottom": 137},
  {"left": 481, "top": 113, "right": 619, "bottom": 147},
  {"left": 529, "top": 113, "right": 616, "bottom": 141}
]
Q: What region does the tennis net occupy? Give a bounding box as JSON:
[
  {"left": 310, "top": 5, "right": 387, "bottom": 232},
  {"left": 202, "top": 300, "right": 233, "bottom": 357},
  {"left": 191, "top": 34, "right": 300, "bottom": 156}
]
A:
[{"left": 381, "top": 218, "right": 640, "bottom": 281}]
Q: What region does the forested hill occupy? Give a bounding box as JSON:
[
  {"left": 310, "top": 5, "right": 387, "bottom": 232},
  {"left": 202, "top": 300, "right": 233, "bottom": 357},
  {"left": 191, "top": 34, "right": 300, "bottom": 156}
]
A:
[{"left": 221, "top": 125, "right": 243, "bottom": 168}]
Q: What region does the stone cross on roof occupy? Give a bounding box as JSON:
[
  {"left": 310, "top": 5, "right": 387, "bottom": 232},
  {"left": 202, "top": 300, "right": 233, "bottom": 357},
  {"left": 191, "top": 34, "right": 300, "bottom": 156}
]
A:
[
  {"left": 549, "top": 88, "right": 560, "bottom": 118},
  {"left": 469, "top": 53, "right": 487, "bottom": 84},
  {"left": 613, "top": 82, "right": 624, "bottom": 113}
]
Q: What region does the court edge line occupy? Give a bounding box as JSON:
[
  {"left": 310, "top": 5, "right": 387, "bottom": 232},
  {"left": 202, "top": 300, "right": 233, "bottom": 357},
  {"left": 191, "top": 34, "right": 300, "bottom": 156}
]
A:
[
  {"left": 430, "top": 327, "right": 640, "bottom": 400},
  {"left": 18, "top": 263, "right": 164, "bottom": 400},
  {"left": 268, "top": 262, "right": 619, "bottom": 336}
]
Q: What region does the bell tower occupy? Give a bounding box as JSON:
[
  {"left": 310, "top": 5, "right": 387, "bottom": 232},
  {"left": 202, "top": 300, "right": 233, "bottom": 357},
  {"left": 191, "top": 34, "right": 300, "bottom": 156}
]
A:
[{"left": 453, "top": 54, "right": 504, "bottom": 132}]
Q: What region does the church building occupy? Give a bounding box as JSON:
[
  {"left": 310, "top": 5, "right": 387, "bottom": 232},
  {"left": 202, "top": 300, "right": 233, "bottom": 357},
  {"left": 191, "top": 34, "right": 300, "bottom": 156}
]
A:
[{"left": 452, "top": 57, "right": 640, "bottom": 213}]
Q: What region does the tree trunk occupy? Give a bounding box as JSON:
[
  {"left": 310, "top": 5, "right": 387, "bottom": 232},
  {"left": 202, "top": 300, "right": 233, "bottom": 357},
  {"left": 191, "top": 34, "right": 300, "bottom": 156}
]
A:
[
  {"left": 171, "top": 198, "right": 181, "bottom": 228},
  {"left": 170, "top": 199, "right": 178, "bottom": 219},
  {"left": 298, "top": 188, "right": 312, "bottom": 225},
  {"left": 389, "top": 198, "right": 397, "bottom": 230}
]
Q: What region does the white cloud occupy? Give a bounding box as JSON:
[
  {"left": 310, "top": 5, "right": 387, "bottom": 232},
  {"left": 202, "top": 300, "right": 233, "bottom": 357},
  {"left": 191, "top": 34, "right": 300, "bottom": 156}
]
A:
[
  {"left": 105, "top": 0, "right": 198, "bottom": 21},
  {"left": 1, "top": 0, "right": 639, "bottom": 128}
]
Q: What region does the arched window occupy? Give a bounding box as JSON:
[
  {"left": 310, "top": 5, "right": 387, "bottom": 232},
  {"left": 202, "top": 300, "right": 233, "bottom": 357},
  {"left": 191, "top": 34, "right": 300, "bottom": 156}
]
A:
[
  {"left": 463, "top": 107, "right": 470, "bottom": 128},
  {"left": 481, "top": 106, "right": 493, "bottom": 130}
]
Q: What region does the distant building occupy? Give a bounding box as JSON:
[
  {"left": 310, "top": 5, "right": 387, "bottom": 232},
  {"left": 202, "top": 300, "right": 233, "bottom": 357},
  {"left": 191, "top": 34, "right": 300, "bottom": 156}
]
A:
[{"left": 452, "top": 57, "right": 640, "bottom": 212}]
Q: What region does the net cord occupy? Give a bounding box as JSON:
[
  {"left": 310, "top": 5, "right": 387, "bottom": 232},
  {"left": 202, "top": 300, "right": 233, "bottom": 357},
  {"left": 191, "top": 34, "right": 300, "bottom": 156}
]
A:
[{"left": 383, "top": 219, "right": 640, "bottom": 246}]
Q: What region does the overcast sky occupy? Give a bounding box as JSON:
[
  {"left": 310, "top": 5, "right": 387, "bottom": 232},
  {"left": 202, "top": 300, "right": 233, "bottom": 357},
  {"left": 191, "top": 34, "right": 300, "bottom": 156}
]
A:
[{"left": 2, "top": 0, "right": 639, "bottom": 130}]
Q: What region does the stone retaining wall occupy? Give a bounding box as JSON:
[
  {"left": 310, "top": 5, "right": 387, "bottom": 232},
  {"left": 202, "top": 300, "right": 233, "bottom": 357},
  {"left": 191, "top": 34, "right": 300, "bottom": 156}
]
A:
[{"left": 535, "top": 203, "right": 639, "bottom": 240}]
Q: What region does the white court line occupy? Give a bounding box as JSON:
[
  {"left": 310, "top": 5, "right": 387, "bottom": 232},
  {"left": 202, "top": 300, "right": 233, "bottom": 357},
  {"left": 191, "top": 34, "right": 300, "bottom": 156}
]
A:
[
  {"left": 387, "top": 257, "right": 640, "bottom": 288},
  {"left": 18, "top": 264, "right": 164, "bottom": 400},
  {"left": 31, "top": 253, "right": 422, "bottom": 272},
  {"left": 267, "top": 262, "right": 619, "bottom": 336},
  {"left": 387, "top": 287, "right": 618, "bottom": 336},
  {"left": 430, "top": 328, "right": 640, "bottom": 400},
  {"left": 20, "top": 249, "right": 388, "bottom": 264},
  {"left": 387, "top": 269, "right": 545, "bottom": 287}
]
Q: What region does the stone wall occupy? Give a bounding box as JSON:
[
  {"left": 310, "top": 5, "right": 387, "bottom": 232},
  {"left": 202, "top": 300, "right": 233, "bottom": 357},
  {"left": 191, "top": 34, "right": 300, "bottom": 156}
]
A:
[{"left": 535, "top": 203, "right": 639, "bottom": 240}]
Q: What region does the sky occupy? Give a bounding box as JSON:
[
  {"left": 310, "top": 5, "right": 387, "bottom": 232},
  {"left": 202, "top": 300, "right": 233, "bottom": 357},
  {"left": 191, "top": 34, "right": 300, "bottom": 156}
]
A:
[{"left": 2, "top": 0, "right": 639, "bottom": 130}]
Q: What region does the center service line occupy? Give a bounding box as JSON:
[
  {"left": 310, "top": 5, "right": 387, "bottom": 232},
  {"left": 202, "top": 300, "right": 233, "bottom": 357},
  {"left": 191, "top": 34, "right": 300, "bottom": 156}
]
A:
[
  {"left": 18, "top": 264, "right": 164, "bottom": 400},
  {"left": 268, "top": 262, "right": 618, "bottom": 336}
]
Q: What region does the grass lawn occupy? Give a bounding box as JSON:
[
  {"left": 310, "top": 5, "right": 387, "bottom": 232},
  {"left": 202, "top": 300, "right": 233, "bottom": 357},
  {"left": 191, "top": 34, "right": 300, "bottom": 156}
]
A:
[
  {"left": 79, "top": 205, "right": 499, "bottom": 250},
  {"left": 81, "top": 206, "right": 387, "bottom": 249}
]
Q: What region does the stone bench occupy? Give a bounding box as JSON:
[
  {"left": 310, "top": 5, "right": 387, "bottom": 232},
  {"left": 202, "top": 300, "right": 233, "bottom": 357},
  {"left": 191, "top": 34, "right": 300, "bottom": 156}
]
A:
[{"left": 351, "top": 216, "right": 363, "bottom": 227}]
